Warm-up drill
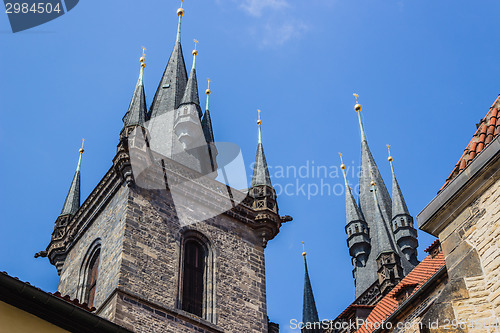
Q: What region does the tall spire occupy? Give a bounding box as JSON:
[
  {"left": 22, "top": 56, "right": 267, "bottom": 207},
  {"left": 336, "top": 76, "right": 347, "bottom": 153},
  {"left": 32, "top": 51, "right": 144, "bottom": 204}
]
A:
[
  {"left": 369, "top": 172, "right": 397, "bottom": 255},
  {"left": 354, "top": 94, "right": 393, "bottom": 232},
  {"left": 251, "top": 110, "right": 272, "bottom": 188},
  {"left": 148, "top": 3, "right": 188, "bottom": 119},
  {"left": 202, "top": 79, "right": 215, "bottom": 143},
  {"left": 123, "top": 48, "right": 147, "bottom": 127},
  {"left": 301, "top": 242, "right": 320, "bottom": 333},
  {"left": 339, "top": 153, "right": 364, "bottom": 223},
  {"left": 60, "top": 140, "right": 84, "bottom": 216},
  {"left": 180, "top": 39, "right": 202, "bottom": 118},
  {"left": 387, "top": 145, "right": 410, "bottom": 217}
]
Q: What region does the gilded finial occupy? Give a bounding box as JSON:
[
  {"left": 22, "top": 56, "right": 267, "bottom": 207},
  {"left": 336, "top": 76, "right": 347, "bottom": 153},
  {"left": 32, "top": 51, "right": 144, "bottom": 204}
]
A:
[
  {"left": 339, "top": 152, "right": 345, "bottom": 170},
  {"left": 192, "top": 39, "right": 198, "bottom": 56},
  {"left": 387, "top": 144, "right": 393, "bottom": 162},
  {"left": 177, "top": 0, "right": 184, "bottom": 16},
  {"left": 257, "top": 109, "right": 262, "bottom": 144},
  {"left": 353, "top": 93, "right": 362, "bottom": 112},
  {"left": 79, "top": 138, "right": 85, "bottom": 154},
  {"left": 205, "top": 78, "right": 211, "bottom": 111},
  {"left": 370, "top": 170, "right": 375, "bottom": 187},
  {"left": 140, "top": 46, "right": 146, "bottom": 68},
  {"left": 206, "top": 78, "right": 211, "bottom": 95},
  {"left": 302, "top": 241, "right": 307, "bottom": 257}
]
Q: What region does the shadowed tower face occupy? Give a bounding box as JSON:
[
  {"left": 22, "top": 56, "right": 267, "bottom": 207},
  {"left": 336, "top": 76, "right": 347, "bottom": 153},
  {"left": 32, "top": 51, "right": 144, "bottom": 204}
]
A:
[
  {"left": 343, "top": 95, "right": 418, "bottom": 302},
  {"left": 41, "top": 4, "right": 289, "bottom": 333}
]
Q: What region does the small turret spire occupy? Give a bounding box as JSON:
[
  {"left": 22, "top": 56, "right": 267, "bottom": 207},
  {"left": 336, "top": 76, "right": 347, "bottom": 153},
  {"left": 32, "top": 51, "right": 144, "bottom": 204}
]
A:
[
  {"left": 123, "top": 48, "right": 147, "bottom": 127},
  {"left": 387, "top": 145, "right": 411, "bottom": 217},
  {"left": 251, "top": 109, "right": 272, "bottom": 187},
  {"left": 339, "top": 152, "right": 364, "bottom": 223},
  {"left": 60, "top": 140, "right": 84, "bottom": 216},
  {"left": 302, "top": 242, "right": 320, "bottom": 333}
]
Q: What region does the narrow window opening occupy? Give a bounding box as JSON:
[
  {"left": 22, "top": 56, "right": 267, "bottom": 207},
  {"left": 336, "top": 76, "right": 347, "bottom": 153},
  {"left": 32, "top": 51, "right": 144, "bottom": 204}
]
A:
[
  {"left": 86, "top": 249, "right": 100, "bottom": 307},
  {"left": 182, "top": 240, "right": 205, "bottom": 317}
]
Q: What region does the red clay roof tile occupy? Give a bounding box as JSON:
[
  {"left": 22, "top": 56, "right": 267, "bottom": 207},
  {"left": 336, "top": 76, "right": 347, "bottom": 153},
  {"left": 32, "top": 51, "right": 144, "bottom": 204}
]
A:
[
  {"left": 441, "top": 94, "right": 500, "bottom": 190},
  {"left": 356, "top": 249, "right": 446, "bottom": 333}
]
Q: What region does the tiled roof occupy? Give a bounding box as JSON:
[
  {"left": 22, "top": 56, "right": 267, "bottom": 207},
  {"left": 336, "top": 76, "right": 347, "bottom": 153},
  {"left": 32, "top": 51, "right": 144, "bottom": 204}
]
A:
[
  {"left": 0, "top": 271, "right": 95, "bottom": 312},
  {"left": 442, "top": 94, "right": 500, "bottom": 190},
  {"left": 356, "top": 248, "right": 446, "bottom": 333}
]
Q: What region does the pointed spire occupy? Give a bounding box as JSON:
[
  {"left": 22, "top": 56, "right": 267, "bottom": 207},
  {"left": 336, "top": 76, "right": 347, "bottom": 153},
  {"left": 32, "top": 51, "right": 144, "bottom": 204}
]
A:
[
  {"left": 251, "top": 110, "right": 272, "bottom": 188},
  {"left": 60, "top": 140, "right": 84, "bottom": 216},
  {"left": 148, "top": 4, "right": 188, "bottom": 119},
  {"left": 123, "top": 48, "right": 147, "bottom": 127},
  {"left": 180, "top": 40, "right": 202, "bottom": 118},
  {"left": 354, "top": 94, "right": 393, "bottom": 228},
  {"left": 339, "top": 153, "right": 364, "bottom": 223},
  {"left": 370, "top": 172, "right": 397, "bottom": 256},
  {"left": 387, "top": 145, "right": 410, "bottom": 217},
  {"left": 202, "top": 79, "right": 215, "bottom": 143},
  {"left": 302, "top": 242, "right": 320, "bottom": 332}
]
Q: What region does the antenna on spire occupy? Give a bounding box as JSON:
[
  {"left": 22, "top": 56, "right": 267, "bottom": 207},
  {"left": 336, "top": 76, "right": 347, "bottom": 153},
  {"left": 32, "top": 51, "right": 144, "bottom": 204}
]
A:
[
  {"left": 257, "top": 109, "right": 262, "bottom": 144},
  {"left": 205, "top": 78, "right": 211, "bottom": 111}
]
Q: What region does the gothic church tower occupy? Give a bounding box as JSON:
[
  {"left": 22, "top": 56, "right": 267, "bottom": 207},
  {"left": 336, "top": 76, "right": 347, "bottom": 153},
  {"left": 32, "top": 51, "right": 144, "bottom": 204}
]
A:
[
  {"left": 38, "top": 5, "right": 290, "bottom": 332},
  {"left": 342, "top": 96, "right": 419, "bottom": 303}
]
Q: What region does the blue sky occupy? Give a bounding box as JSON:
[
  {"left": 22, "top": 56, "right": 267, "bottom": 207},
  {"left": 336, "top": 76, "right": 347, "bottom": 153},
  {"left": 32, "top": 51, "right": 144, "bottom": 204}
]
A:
[{"left": 1, "top": 0, "right": 499, "bottom": 331}]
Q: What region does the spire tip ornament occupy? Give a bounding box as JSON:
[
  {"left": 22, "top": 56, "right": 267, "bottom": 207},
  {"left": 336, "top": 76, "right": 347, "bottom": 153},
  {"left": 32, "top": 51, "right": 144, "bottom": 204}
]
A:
[
  {"left": 302, "top": 241, "right": 307, "bottom": 257},
  {"left": 192, "top": 39, "right": 198, "bottom": 56},
  {"left": 177, "top": 0, "right": 184, "bottom": 16},
  {"left": 206, "top": 78, "right": 211, "bottom": 95},
  {"left": 353, "top": 93, "right": 362, "bottom": 112},
  {"left": 79, "top": 138, "right": 85, "bottom": 154},
  {"left": 140, "top": 46, "right": 146, "bottom": 68},
  {"left": 339, "top": 152, "right": 345, "bottom": 170},
  {"left": 387, "top": 144, "right": 393, "bottom": 162}
]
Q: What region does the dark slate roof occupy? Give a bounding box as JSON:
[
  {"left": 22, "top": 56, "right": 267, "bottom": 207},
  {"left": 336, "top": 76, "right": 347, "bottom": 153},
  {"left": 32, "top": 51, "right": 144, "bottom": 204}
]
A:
[
  {"left": 60, "top": 154, "right": 81, "bottom": 216},
  {"left": 180, "top": 67, "right": 203, "bottom": 118},
  {"left": 148, "top": 35, "right": 188, "bottom": 119},
  {"left": 251, "top": 142, "right": 272, "bottom": 188},
  {"left": 391, "top": 165, "right": 410, "bottom": 218},
  {"left": 370, "top": 185, "right": 398, "bottom": 256},
  {"left": 344, "top": 178, "right": 364, "bottom": 224},
  {"left": 359, "top": 140, "right": 393, "bottom": 228},
  {"left": 201, "top": 109, "right": 215, "bottom": 143},
  {"left": 123, "top": 67, "right": 146, "bottom": 127},
  {"left": 442, "top": 94, "right": 500, "bottom": 190},
  {"left": 302, "top": 255, "right": 320, "bottom": 332}
]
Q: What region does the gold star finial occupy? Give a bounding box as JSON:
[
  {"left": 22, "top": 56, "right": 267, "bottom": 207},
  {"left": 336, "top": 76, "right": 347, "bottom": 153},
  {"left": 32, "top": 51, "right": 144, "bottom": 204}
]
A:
[
  {"left": 387, "top": 144, "right": 393, "bottom": 162},
  {"left": 79, "top": 138, "right": 85, "bottom": 154},
  {"left": 206, "top": 78, "right": 211, "bottom": 95},
  {"left": 257, "top": 109, "right": 262, "bottom": 125},
  {"left": 353, "top": 93, "right": 362, "bottom": 112},
  {"left": 192, "top": 39, "right": 199, "bottom": 56},
  {"left": 302, "top": 241, "right": 306, "bottom": 256}
]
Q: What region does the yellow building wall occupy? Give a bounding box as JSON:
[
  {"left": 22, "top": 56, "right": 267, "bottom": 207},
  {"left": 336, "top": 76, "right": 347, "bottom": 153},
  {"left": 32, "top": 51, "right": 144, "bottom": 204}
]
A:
[{"left": 0, "top": 300, "right": 68, "bottom": 333}]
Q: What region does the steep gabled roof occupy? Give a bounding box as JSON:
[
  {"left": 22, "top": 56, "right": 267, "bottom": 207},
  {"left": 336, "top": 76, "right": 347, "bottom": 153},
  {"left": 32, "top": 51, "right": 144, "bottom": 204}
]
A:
[
  {"left": 60, "top": 150, "right": 83, "bottom": 216},
  {"left": 442, "top": 94, "right": 500, "bottom": 190}
]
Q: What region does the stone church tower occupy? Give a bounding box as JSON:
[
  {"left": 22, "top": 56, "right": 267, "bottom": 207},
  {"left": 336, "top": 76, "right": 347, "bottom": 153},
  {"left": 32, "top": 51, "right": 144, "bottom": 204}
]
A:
[
  {"left": 37, "top": 5, "right": 290, "bottom": 333},
  {"left": 342, "top": 97, "right": 419, "bottom": 303}
]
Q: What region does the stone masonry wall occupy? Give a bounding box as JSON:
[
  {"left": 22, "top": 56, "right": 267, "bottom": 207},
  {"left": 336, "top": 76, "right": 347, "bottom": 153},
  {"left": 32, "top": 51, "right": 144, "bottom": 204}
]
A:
[
  {"left": 114, "top": 183, "right": 269, "bottom": 332},
  {"left": 57, "top": 184, "right": 129, "bottom": 314},
  {"left": 438, "top": 178, "right": 500, "bottom": 332}
]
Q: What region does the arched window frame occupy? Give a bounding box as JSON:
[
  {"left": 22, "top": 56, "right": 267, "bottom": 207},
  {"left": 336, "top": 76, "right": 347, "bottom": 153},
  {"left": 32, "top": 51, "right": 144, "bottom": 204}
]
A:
[
  {"left": 178, "top": 230, "right": 216, "bottom": 323},
  {"left": 78, "top": 239, "right": 101, "bottom": 308}
]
